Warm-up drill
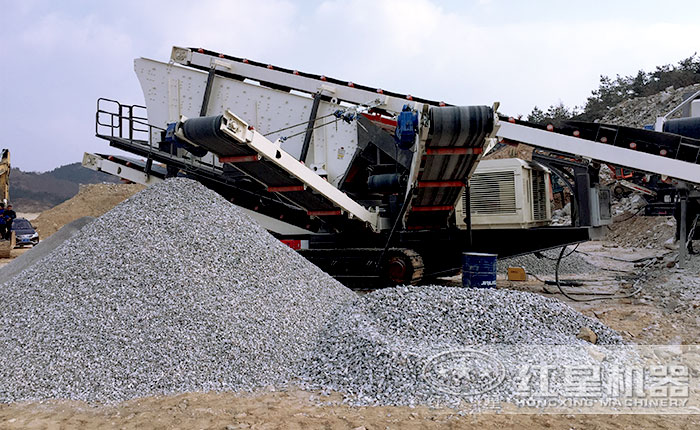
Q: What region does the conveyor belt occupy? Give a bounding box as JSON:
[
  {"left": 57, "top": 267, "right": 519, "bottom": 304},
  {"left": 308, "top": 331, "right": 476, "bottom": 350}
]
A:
[
  {"left": 179, "top": 113, "right": 377, "bottom": 231},
  {"left": 181, "top": 107, "right": 495, "bottom": 232},
  {"left": 499, "top": 116, "right": 700, "bottom": 184},
  {"left": 502, "top": 116, "right": 700, "bottom": 166},
  {"left": 405, "top": 106, "right": 494, "bottom": 228}
]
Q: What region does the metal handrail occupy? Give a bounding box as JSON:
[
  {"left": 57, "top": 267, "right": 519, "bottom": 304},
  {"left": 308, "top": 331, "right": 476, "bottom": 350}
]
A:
[
  {"left": 93, "top": 98, "right": 231, "bottom": 182},
  {"left": 95, "top": 98, "right": 163, "bottom": 146}
]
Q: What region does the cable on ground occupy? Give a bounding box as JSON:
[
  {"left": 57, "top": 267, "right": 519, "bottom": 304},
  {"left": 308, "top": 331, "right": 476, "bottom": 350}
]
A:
[{"left": 553, "top": 245, "right": 654, "bottom": 302}]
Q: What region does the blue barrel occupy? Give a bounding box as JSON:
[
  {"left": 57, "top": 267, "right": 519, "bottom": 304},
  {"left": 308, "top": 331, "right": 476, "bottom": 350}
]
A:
[{"left": 462, "top": 252, "right": 497, "bottom": 288}]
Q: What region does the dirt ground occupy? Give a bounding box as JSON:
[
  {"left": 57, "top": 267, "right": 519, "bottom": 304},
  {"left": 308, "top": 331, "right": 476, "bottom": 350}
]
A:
[
  {"left": 0, "top": 390, "right": 697, "bottom": 429},
  {"left": 501, "top": 241, "right": 700, "bottom": 345},
  {"left": 16, "top": 213, "right": 40, "bottom": 222},
  {"left": 0, "top": 208, "right": 698, "bottom": 428},
  {"left": 0, "top": 246, "right": 31, "bottom": 270},
  {"left": 31, "top": 183, "right": 144, "bottom": 239}
]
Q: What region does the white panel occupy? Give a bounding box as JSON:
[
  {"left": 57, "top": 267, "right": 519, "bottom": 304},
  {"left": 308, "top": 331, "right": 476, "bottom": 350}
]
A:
[
  {"left": 176, "top": 48, "right": 421, "bottom": 114},
  {"left": 167, "top": 78, "right": 180, "bottom": 123},
  {"left": 134, "top": 57, "right": 360, "bottom": 185},
  {"left": 691, "top": 99, "right": 700, "bottom": 118}
]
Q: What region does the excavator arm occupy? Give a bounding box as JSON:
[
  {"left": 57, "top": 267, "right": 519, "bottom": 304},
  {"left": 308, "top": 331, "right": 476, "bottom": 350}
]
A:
[
  {"left": 0, "top": 149, "right": 13, "bottom": 257},
  {"left": 0, "top": 149, "right": 9, "bottom": 204}
]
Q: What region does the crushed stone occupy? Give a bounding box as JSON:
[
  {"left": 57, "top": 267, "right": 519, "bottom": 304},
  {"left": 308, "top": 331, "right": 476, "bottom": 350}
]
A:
[
  {"left": 0, "top": 178, "right": 354, "bottom": 403},
  {"left": 0, "top": 178, "right": 629, "bottom": 408},
  {"left": 302, "top": 286, "right": 626, "bottom": 407},
  {"left": 0, "top": 216, "right": 95, "bottom": 283},
  {"left": 498, "top": 248, "right": 597, "bottom": 275}
]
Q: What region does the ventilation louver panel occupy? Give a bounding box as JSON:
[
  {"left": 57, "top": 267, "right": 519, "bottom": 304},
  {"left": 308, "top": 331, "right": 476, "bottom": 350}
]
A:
[
  {"left": 469, "top": 171, "right": 517, "bottom": 215},
  {"left": 532, "top": 169, "right": 547, "bottom": 221}
]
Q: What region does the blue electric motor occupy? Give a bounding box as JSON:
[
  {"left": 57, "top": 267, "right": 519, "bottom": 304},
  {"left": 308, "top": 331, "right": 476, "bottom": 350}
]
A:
[
  {"left": 395, "top": 105, "right": 418, "bottom": 150},
  {"left": 164, "top": 122, "right": 208, "bottom": 157}
]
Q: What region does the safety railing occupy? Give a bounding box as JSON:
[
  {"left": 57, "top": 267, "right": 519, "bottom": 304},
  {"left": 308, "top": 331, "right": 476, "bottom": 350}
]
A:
[
  {"left": 94, "top": 98, "right": 228, "bottom": 179},
  {"left": 95, "top": 98, "right": 162, "bottom": 147}
]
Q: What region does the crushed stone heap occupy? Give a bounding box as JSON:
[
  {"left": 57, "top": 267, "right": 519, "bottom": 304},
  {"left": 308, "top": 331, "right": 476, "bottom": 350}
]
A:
[
  {"left": 498, "top": 248, "right": 597, "bottom": 275},
  {"left": 303, "top": 286, "right": 625, "bottom": 407},
  {"left": 0, "top": 178, "right": 354, "bottom": 403}
]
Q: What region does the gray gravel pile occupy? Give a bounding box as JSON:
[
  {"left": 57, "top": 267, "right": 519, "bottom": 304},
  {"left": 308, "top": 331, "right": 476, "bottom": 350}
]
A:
[
  {"left": 0, "top": 178, "right": 354, "bottom": 403},
  {"left": 498, "top": 248, "right": 597, "bottom": 275},
  {"left": 303, "top": 286, "right": 626, "bottom": 407},
  {"left": 0, "top": 216, "right": 95, "bottom": 283}
]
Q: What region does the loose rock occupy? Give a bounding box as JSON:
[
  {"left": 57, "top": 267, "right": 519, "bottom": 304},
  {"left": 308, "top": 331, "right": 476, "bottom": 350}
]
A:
[
  {"left": 577, "top": 326, "right": 598, "bottom": 344},
  {"left": 0, "top": 178, "right": 354, "bottom": 403},
  {"left": 302, "top": 286, "right": 625, "bottom": 406},
  {"left": 498, "top": 248, "right": 596, "bottom": 275}
]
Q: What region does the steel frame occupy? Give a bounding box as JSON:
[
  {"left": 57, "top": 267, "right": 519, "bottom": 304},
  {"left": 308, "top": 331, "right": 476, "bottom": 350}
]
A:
[
  {"left": 219, "top": 110, "right": 380, "bottom": 230},
  {"left": 498, "top": 121, "right": 700, "bottom": 183}
]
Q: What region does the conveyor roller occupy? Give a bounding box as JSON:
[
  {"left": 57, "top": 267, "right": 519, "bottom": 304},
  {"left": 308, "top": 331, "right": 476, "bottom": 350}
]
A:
[{"left": 180, "top": 115, "right": 247, "bottom": 158}]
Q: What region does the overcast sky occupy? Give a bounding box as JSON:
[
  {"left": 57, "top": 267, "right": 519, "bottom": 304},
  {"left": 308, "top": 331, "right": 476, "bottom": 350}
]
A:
[{"left": 1, "top": 0, "right": 699, "bottom": 172}]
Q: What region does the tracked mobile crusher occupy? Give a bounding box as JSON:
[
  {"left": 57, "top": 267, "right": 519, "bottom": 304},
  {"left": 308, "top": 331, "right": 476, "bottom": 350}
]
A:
[{"left": 89, "top": 46, "right": 700, "bottom": 287}]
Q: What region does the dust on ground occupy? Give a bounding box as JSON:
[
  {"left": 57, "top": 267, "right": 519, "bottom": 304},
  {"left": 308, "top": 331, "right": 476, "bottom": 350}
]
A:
[
  {"left": 501, "top": 240, "right": 700, "bottom": 345},
  {"left": 32, "top": 183, "right": 144, "bottom": 239}
]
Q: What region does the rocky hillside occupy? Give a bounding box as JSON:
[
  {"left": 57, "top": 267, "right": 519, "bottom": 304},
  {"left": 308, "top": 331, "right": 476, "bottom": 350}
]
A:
[
  {"left": 602, "top": 83, "right": 700, "bottom": 127},
  {"left": 10, "top": 163, "right": 119, "bottom": 212}
]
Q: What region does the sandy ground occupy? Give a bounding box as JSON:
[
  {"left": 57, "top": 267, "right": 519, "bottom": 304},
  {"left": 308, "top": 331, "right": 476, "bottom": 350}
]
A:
[
  {"left": 16, "top": 213, "right": 40, "bottom": 222},
  {"left": 0, "top": 238, "right": 698, "bottom": 428},
  {"left": 0, "top": 391, "right": 698, "bottom": 429},
  {"left": 0, "top": 246, "right": 31, "bottom": 270},
  {"left": 32, "top": 184, "right": 144, "bottom": 239}
]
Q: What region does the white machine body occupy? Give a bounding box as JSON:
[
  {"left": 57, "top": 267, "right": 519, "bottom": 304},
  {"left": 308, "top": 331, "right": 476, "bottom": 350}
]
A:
[
  {"left": 135, "top": 47, "right": 423, "bottom": 189},
  {"left": 455, "top": 158, "right": 552, "bottom": 229}
]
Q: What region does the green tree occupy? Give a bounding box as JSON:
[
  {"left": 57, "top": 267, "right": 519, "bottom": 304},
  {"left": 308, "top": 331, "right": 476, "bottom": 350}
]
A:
[
  {"left": 527, "top": 102, "right": 578, "bottom": 125},
  {"left": 528, "top": 54, "right": 700, "bottom": 122},
  {"left": 527, "top": 106, "right": 546, "bottom": 124}
]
